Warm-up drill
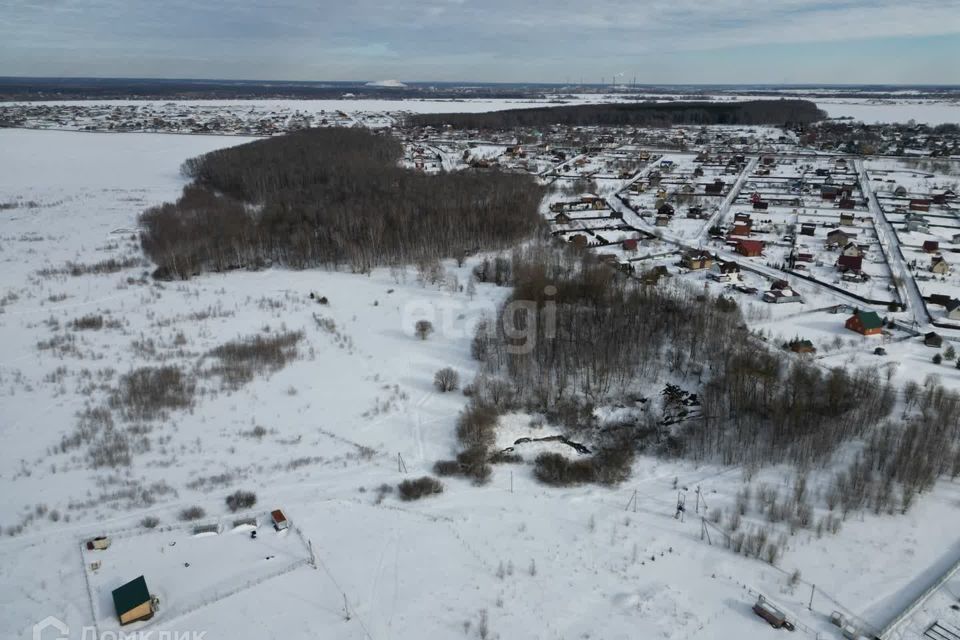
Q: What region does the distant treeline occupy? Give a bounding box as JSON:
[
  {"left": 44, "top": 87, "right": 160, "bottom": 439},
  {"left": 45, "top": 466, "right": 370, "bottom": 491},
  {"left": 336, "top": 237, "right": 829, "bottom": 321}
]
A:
[
  {"left": 140, "top": 128, "right": 544, "bottom": 278},
  {"left": 0, "top": 77, "right": 538, "bottom": 101},
  {"left": 409, "top": 99, "right": 825, "bottom": 129}
]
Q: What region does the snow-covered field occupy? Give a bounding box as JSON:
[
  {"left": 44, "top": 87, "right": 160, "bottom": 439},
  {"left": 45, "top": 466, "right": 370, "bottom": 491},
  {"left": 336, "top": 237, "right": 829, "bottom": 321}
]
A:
[
  {"left": 2, "top": 126, "right": 960, "bottom": 640},
  {"left": 817, "top": 98, "right": 960, "bottom": 126}
]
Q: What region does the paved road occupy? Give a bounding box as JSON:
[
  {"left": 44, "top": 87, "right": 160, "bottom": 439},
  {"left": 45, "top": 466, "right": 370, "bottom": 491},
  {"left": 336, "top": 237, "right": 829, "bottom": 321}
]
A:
[{"left": 855, "top": 158, "right": 930, "bottom": 331}]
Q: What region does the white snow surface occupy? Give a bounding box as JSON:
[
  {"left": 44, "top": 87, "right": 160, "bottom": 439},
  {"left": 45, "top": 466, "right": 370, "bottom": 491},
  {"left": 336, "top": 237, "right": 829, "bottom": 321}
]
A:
[{"left": 1, "top": 126, "right": 960, "bottom": 640}]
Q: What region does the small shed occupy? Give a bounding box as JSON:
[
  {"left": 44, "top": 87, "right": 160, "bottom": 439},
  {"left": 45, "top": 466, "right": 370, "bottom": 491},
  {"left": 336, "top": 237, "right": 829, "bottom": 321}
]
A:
[
  {"left": 112, "top": 575, "right": 155, "bottom": 625},
  {"left": 752, "top": 595, "right": 792, "bottom": 630},
  {"left": 924, "top": 332, "right": 943, "bottom": 348},
  {"left": 87, "top": 536, "right": 111, "bottom": 551},
  {"left": 931, "top": 256, "right": 950, "bottom": 275},
  {"left": 922, "top": 240, "right": 940, "bottom": 253},
  {"left": 271, "top": 509, "right": 289, "bottom": 531}
]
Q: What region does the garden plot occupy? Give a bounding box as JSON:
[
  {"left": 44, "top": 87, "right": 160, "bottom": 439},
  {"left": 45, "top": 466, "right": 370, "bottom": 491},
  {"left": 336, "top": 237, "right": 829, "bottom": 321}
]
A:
[
  {"left": 752, "top": 309, "right": 906, "bottom": 354},
  {"left": 83, "top": 518, "right": 312, "bottom": 634},
  {"left": 818, "top": 334, "right": 960, "bottom": 386}
]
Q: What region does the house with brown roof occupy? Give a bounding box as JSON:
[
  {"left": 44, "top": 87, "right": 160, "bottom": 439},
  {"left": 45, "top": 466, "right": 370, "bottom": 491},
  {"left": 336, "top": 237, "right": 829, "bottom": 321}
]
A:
[
  {"left": 704, "top": 179, "right": 725, "bottom": 195},
  {"left": 841, "top": 242, "right": 863, "bottom": 258},
  {"left": 946, "top": 298, "right": 960, "bottom": 320},
  {"left": 837, "top": 255, "right": 863, "bottom": 273},
  {"left": 682, "top": 250, "right": 713, "bottom": 270},
  {"left": 826, "top": 229, "right": 853, "bottom": 247},
  {"left": 736, "top": 240, "right": 764, "bottom": 257}
]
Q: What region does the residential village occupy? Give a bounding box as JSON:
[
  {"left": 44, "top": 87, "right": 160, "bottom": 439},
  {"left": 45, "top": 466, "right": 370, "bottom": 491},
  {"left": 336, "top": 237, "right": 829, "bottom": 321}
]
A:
[
  {"left": 5, "top": 100, "right": 957, "bottom": 367},
  {"left": 396, "top": 120, "right": 960, "bottom": 373}
]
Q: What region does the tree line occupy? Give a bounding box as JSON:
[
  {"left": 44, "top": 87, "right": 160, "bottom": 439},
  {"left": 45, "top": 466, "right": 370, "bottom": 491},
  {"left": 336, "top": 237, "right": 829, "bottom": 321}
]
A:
[
  {"left": 140, "top": 128, "right": 545, "bottom": 278},
  {"left": 408, "top": 100, "right": 825, "bottom": 130},
  {"left": 465, "top": 243, "right": 960, "bottom": 479}
]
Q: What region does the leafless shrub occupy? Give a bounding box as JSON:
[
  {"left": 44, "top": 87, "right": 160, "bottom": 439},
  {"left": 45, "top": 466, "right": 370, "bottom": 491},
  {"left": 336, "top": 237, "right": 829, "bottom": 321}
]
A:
[
  {"left": 489, "top": 450, "right": 522, "bottom": 464},
  {"left": 397, "top": 476, "right": 444, "bottom": 501},
  {"left": 205, "top": 331, "right": 302, "bottom": 388},
  {"left": 70, "top": 314, "right": 104, "bottom": 331},
  {"left": 39, "top": 256, "right": 144, "bottom": 278},
  {"left": 36, "top": 332, "right": 79, "bottom": 357},
  {"left": 374, "top": 483, "right": 393, "bottom": 505},
  {"left": 141, "top": 516, "right": 160, "bottom": 529},
  {"left": 110, "top": 366, "right": 195, "bottom": 419},
  {"left": 88, "top": 429, "right": 134, "bottom": 468},
  {"left": 414, "top": 320, "right": 433, "bottom": 340},
  {"left": 433, "top": 460, "right": 462, "bottom": 476},
  {"left": 533, "top": 453, "right": 595, "bottom": 486},
  {"left": 179, "top": 506, "right": 206, "bottom": 521},
  {"left": 283, "top": 456, "right": 321, "bottom": 471},
  {"left": 763, "top": 541, "right": 781, "bottom": 564},
  {"left": 225, "top": 490, "right": 257, "bottom": 512},
  {"left": 456, "top": 402, "right": 499, "bottom": 449},
  {"left": 478, "top": 609, "right": 490, "bottom": 640},
  {"left": 185, "top": 473, "right": 234, "bottom": 492},
  {"left": 434, "top": 367, "right": 460, "bottom": 392}
]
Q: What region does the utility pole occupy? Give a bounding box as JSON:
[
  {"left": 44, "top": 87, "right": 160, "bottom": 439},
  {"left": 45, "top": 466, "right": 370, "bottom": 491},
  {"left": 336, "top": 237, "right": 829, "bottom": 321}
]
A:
[
  {"left": 808, "top": 584, "right": 815, "bottom": 611},
  {"left": 695, "top": 485, "right": 707, "bottom": 514}
]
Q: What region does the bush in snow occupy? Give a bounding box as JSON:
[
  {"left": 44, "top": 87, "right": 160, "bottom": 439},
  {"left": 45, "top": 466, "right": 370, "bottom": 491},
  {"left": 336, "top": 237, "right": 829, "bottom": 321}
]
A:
[
  {"left": 533, "top": 453, "right": 595, "bottom": 486},
  {"left": 397, "top": 476, "right": 443, "bottom": 501},
  {"left": 414, "top": 320, "right": 433, "bottom": 340},
  {"left": 178, "top": 506, "right": 206, "bottom": 521},
  {"left": 70, "top": 314, "right": 104, "bottom": 331},
  {"left": 225, "top": 490, "right": 257, "bottom": 512},
  {"left": 433, "top": 367, "right": 459, "bottom": 392},
  {"left": 455, "top": 402, "right": 499, "bottom": 449},
  {"left": 141, "top": 516, "right": 160, "bottom": 529},
  {"left": 432, "top": 460, "right": 462, "bottom": 476}
]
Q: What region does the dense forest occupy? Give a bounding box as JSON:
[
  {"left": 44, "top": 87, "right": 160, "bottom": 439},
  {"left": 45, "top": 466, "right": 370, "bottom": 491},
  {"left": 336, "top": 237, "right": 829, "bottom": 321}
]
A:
[
  {"left": 408, "top": 100, "right": 825, "bottom": 130},
  {"left": 140, "top": 128, "right": 545, "bottom": 278},
  {"left": 464, "top": 243, "right": 960, "bottom": 501}
]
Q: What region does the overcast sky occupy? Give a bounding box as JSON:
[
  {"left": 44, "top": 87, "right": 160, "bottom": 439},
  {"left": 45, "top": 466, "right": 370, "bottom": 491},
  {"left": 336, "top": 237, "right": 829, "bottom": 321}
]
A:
[{"left": 2, "top": 0, "right": 959, "bottom": 84}]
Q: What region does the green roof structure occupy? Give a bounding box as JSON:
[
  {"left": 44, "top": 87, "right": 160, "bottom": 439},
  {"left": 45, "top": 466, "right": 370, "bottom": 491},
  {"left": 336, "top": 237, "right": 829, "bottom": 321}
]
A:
[
  {"left": 112, "top": 575, "right": 150, "bottom": 617},
  {"left": 855, "top": 310, "right": 883, "bottom": 330}
]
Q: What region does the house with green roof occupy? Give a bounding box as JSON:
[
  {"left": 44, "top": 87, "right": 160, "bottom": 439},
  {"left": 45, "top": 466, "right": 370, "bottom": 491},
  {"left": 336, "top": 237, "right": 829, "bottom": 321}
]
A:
[
  {"left": 112, "top": 575, "right": 155, "bottom": 625},
  {"left": 845, "top": 309, "right": 883, "bottom": 336}
]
